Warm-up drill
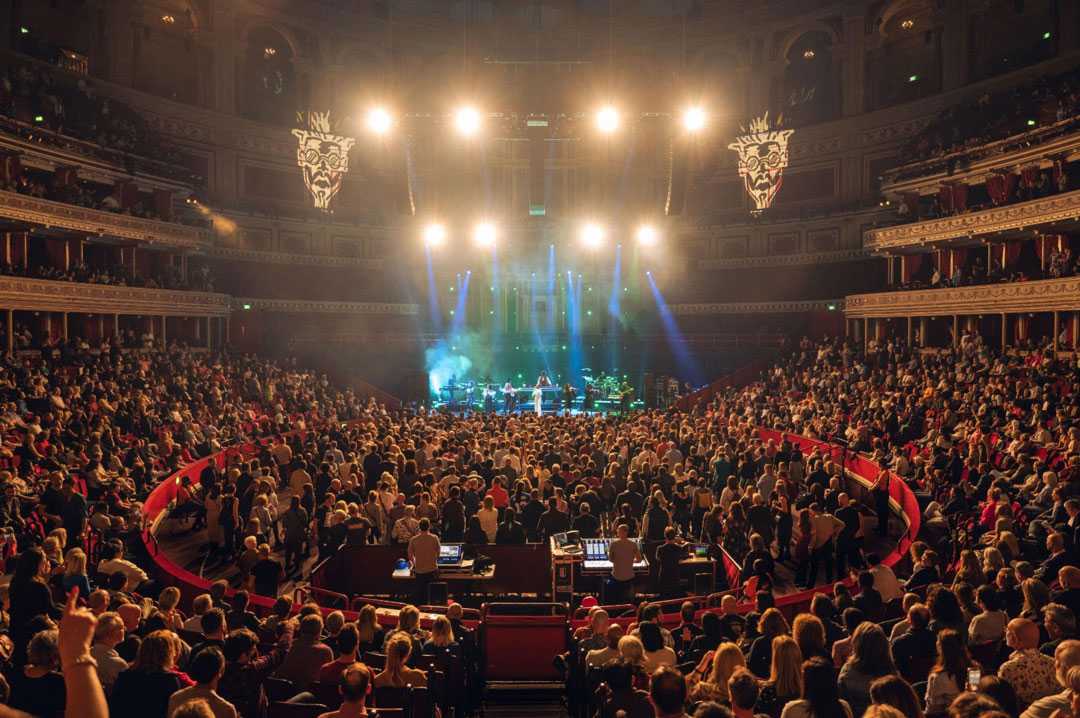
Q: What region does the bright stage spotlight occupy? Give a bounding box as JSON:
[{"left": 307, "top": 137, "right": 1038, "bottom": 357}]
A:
[
  {"left": 454, "top": 106, "right": 482, "bottom": 136},
  {"left": 366, "top": 107, "right": 393, "bottom": 135},
  {"left": 682, "top": 106, "right": 707, "bottom": 132},
  {"left": 474, "top": 221, "right": 497, "bottom": 248},
  {"left": 423, "top": 223, "right": 446, "bottom": 248},
  {"left": 580, "top": 222, "right": 606, "bottom": 249},
  {"left": 636, "top": 224, "right": 659, "bottom": 246},
  {"left": 596, "top": 106, "right": 620, "bottom": 134}
]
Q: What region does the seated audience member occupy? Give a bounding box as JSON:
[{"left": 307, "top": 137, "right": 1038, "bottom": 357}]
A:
[
  {"left": 218, "top": 624, "right": 295, "bottom": 718},
  {"left": 649, "top": 666, "right": 690, "bottom": 718},
  {"left": 10, "top": 629, "right": 66, "bottom": 718},
  {"left": 316, "top": 662, "right": 374, "bottom": 718},
  {"left": 110, "top": 630, "right": 188, "bottom": 718},
  {"left": 598, "top": 660, "right": 653, "bottom": 718},
  {"left": 587, "top": 624, "right": 625, "bottom": 669},
  {"left": 727, "top": 668, "right": 763, "bottom": 718},
  {"left": 689, "top": 642, "right": 745, "bottom": 705},
  {"left": 640, "top": 621, "right": 677, "bottom": 673},
  {"left": 868, "top": 674, "right": 923, "bottom": 718},
  {"left": 837, "top": 623, "right": 897, "bottom": 718},
  {"left": 90, "top": 611, "right": 128, "bottom": 695},
  {"left": 968, "top": 585, "right": 1008, "bottom": 645},
  {"left": 183, "top": 594, "right": 213, "bottom": 634},
  {"left": 1000, "top": 617, "right": 1060, "bottom": 706},
  {"left": 274, "top": 613, "right": 334, "bottom": 691},
  {"left": 780, "top": 656, "right": 852, "bottom": 718},
  {"left": 167, "top": 647, "right": 237, "bottom": 718},
  {"left": 1042, "top": 603, "right": 1077, "bottom": 656},
  {"left": 1021, "top": 640, "right": 1080, "bottom": 718},
  {"left": 319, "top": 624, "right": 360, "bottom": 684},
  {"left": 375, "top": 632, "right": 427, "bottom": 688},
  {"left": 924, "top": 629, "right": 975, "bottom": 714}
]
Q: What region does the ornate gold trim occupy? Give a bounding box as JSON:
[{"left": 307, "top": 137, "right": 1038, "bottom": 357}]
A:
[
  {"left": 205, "top": 246, "right": 383, "bottom": 269},
  {"left": 0, "top": 191, "right": 209, "bottom": 249},
  {"left": 697, "top": 248, "right": 872, "bottom": 269},
  {"left": 232, "top": 297, "right": 418, "bottom": 315},
  {"left": 670, "top": 300, "right": 842, "bottom": 315},
  {"left": 0, "top": 276, "right": 230, "bottom": 316},
  {"left": 865, "top": 189, "right": 1080, "bottom": 250},
  {"left": 845, "top": 276, "right": 1080, "bottom": 318}
]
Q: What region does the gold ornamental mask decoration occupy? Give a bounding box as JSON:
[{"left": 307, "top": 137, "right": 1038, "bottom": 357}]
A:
[
  {"left": 728, "top": 112, "right": 794, "bottom": 212},
  {"left": 292, "top": 111, "right": 356, "bottom": 212}
]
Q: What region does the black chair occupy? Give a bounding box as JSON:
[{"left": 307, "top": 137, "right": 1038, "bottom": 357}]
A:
[
  {"left": 309, "top": 681, "right": 343, "bottom": 710},
  {"left": 265, "top": 676, "right": 298, "bottom": 702},
  {"left": 268, "top": 702, "right": 328, "bottom": 718},
  {"left": 363, "top": 651, "right": 387, "bottom": 669}
]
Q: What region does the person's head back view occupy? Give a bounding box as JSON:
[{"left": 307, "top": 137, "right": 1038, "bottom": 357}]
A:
[{"left": 649, "top": 666, "right": 687, "bottom": 717}]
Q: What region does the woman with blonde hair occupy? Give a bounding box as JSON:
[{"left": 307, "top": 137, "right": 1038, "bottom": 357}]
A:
[
  {"left": 61, "top": 547, "right": 91, "bottom": 597},
  {"left": 423, "top": 615, "right": 457, "bottom": 652},
  {"left": 755, "top": 635, "right": 803, "bottom": 718},
  {"left": 375, "top": 632, "right": 428, "bottom": 688},
  {"left": 688, "top": 641, "right": 746, "bottom": 705},
  {"left": 981, "top": 546, "right": 1005, "bottom": 578},
  {"left": 156, "top": 586, "right": 184, "bottom": 631},
  {"left": 356, "top": 603, "right": 385, "bottom": 654}
]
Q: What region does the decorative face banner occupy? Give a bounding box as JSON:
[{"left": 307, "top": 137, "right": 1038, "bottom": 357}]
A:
[
  {"left": 291, "top": 112, "right": 356, "bottom": 212},
  {"left": 728, "top": 112, "right": 794, "bottom": 212}
]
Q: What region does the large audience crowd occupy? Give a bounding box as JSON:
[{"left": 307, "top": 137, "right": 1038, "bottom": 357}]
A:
[
  {"left": 897, "top": 63, "right": 1080, "bottom": 175},
  {"left": 0, "top": 59, "right": 198, "bottom": 185},
  {"left": 0, "top": 327, "right": 1071, "bottom": 718}
]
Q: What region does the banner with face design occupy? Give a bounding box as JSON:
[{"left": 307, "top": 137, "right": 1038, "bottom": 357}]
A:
[
  {"left": 728, "top": 112, "right": 794, "bottom": 212},
  {"left": 291, "top": 112, "right": 356, "bottom": 212}
]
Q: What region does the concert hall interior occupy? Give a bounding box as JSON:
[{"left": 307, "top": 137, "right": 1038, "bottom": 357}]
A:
[{"left": 2, "top": 1, "right": 1080, "bottom": 718}]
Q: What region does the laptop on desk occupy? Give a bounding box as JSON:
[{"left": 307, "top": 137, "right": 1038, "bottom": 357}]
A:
[{"left": 436, "top": 543, "right": 464, "bottom": 568}]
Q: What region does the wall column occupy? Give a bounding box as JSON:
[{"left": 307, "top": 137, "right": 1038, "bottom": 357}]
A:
[
  {"left": 5, "top": 309, "right": 11, "bottom": 355},
  {"left": 906, "top": 316, "right": 913, "bottom": 345},
  {"left": 1001, "top": 314, "right": 1008, "bottom": 353},
  {"left": 863, "top": 317, "right": 869, "bottom": 351},
  {"left": 952, "top": 315, "right": 959, "bottom": 348},
  {"left": 1053, "top": 311, "right": 1060, "bottom": 353},
  {"left": 61, "top": 313, "right": 68, "bottom": 342},
  {"left": 160, "top": 316, "right": 166, "bottom": 347},
  {"left": 113, "top": 314, "right": 119, "bottom": 340}
]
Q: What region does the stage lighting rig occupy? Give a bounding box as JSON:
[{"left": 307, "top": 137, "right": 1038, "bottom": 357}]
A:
[
  {"left": 474, "top": 222, "right": 497, "bottom": 248},
  {"left": 366, "top": 107, "right": 393, "bottom": 135},
  {"left": 581, "top": 222, "right": 606, "bottom": 249},
  {"left": 683, "top": 106, "right": 707, "bottom": 132},
  {"left": 423, "top": 223, "right": 446, "bottom": 248},
  {"left": 454, "top": 106, "right": 482, "bottom": 136},
  {"left": 636, "top": 225, "right": 659, "bottom": 246},
  {"left": 596, "top": 106, "right": 620, "bottom": 134}
]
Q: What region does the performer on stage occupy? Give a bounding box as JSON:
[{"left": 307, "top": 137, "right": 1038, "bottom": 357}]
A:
[
  {"left": 483, "top": 384, "right": 496, "bottom": 413},
  {"left": 532, "top": 384, "right": 543, "bottom": 416},
  {"left": 583, "top": 383, "right": 596, "bottom": 413},
  {"left": 619, "top": 379, "right": 633, "bottom": 413},
  {"left": 536, "top": 370, "right": 552, "bottom": 388},
  {"left": 561, "top": 382, "right": 575, "bottom": 412},
  {"left": 502, "top": 380, "right": 516, "bottom": 414}
]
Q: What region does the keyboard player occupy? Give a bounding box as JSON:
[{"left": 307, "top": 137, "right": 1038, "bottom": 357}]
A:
[{"left": 608, "top": 523, "right": 643, "bottom": 604}]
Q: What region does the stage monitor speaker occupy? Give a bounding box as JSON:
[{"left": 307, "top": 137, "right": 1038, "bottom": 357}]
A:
[
  {"left": 643, "top": 373, "right": 656, "bottom": 409},
  {"left": 693, "top": 572, "right": 713, "bottom": 596}
]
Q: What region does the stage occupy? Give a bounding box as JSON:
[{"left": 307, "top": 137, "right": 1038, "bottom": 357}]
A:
[{"left": 431, "top": 379, "right": 645, "bottom": 415}]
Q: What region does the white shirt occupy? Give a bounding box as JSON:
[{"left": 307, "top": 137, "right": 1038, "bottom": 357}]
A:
[
  {"left": 870, "top": 563, "right": 903, "bottom": 603},
  {"left": 98, "top": 557, "right": 148, "bottom": 591}
]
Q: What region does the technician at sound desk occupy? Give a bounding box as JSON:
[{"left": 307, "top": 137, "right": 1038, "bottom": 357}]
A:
[{"left": 608, "top": 523, "right": 643, "bottom": 603}]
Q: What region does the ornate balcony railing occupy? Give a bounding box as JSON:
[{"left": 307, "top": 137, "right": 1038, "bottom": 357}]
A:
[
  {"left": 232, "top": 297, "right": 418, "bottom": 315},
  {"left": 670, "top": 300, "right": 843, "bottom": 315},
  {"left": 864, "top": 188, "right": 1080, "bottom": 251},
  {"left": 0, "top": 276, "right": 230, "bottom": 316},
  {"left": 845, "top": 276, "right": 1080, "bottom": 318},
  {"left": 0, "top": 190, "right": 210, "bottom": 249}
]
